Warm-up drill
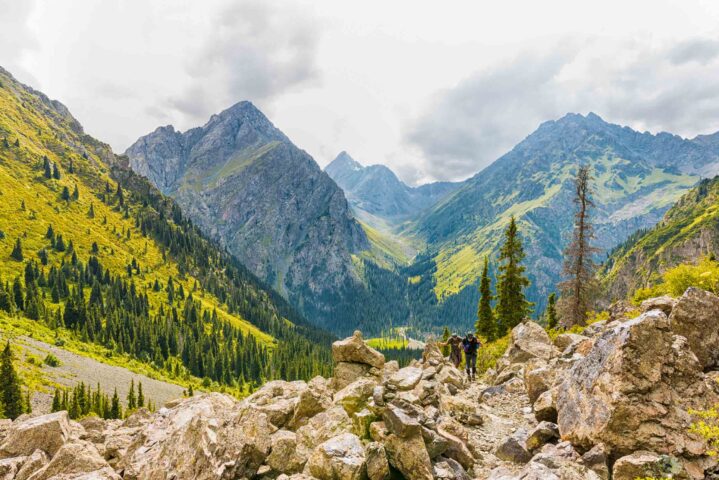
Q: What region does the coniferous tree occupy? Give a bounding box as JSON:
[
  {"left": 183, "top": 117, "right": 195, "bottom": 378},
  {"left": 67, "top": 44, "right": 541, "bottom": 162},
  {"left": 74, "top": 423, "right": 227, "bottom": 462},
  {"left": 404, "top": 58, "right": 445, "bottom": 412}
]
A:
[
  {"left": 127, "top": 380, "right": 136, "bottom": 410},
  {"left": 110, "top": 388, "right": 121, "bottom": 419},
  {"left": 495, "top": 216, "right": 532, "bottom": 337},
  {"left": 88, "top": 203, "right": 95, "bottom": 218},
  {"left": 558, "top": 166, "right": 598, "bottom": 327},
  {"left": 475, "top": 256, "right": 495, "bottom": 341},
  {"left": 71, "top": 184, "right": 79, "bottom": 201},
  {"left": 10, "top": 238, "right": 23, "bottom": 261},
  {"left": 43, "top": 157, "right": 52, "bottom": 179},
  {"left": 137, "top": 382, "right": 144, "bottom": 408},
  {"left": 46, "top": 225, "right": 54, "bottom": 240},
  {"left": 12, "top": 277, "right": 24, "bottom": 311},
  {"left": 0, "top": 342, "right": 24, "bottom": 419},
  {"left": 61, "top": 186, "right": 70, "bottom": 202},
  {"left": 545, "top": 292, "right": 558, "bottom": 330},
  {"left": 52, "top": 163, "right": 61, "bottom": 179}
]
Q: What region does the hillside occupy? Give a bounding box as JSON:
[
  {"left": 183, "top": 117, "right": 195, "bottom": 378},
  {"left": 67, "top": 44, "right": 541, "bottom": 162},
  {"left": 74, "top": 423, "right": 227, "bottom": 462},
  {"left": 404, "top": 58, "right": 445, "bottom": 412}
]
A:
[
  {"left": 601, "top": 174, "right": 719, "bottom": 301},
  {"left": 408, "top": 113, "right": 719, "bottom": 314},
  {"left": 0, "top": 66, "right": 333, "bottom": 399}
]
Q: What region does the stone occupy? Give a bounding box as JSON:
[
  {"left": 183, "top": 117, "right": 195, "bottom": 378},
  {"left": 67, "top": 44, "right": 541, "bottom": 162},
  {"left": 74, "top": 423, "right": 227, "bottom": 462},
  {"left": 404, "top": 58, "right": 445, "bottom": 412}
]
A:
[
  {"left": 243, "top": 380, "right": 307, "bottom": 428},
  {"left": 523, "top": 360, "right": 555, "bottom": 404},
  {"left": 372, "top": 386, "right": 385, "bottom": 406},
  {"left": 387, "top": 367, "right": 423, "bottom": 391},
  {"left": 0, "top": 411, "right": 71, "bottom": 458},
  {"left": 384, "top": 431, "right": 434, "bottom": 480},
  {"left": 267, "top": 430, "right": 305, "bottom": 474},
  {"left": 612, "top": 451, "right": 688, "bottom": 480},
  {"left": 289, "top": 376, "right": 333, "bottom": 429},
  {"left": 433, "top": 458, "right": 471, "bottom": 480},
  {"left": 296, "top": 405, "right": 353, "bottom": 461},
  {"left": 304, "top": 433, "right": 366, "bottom": 480},
  {"left": 0, "top": 456, "right": 26, "bottom": 480},
  {"left": 333, "top": 362, "right": 376, "bottom": 391},
  {"left": 640, "top": 295, "right": 677, "bottom": 316},
  {"left": 332, "top": 331, "right": 385, "bottom": 369},
  {"left": 351, "top": 409, "right": 376, "bottom": 439},
  {"left": 608, "top": 300, "right": 636, "bottom": 322},
  {"left": 505, "top": 321, "right": 560, "bottom": 364},
  {"left": 524, "top": 421, "right": 559, "bottom": 451},
  {"left": 14, "top": 449, "right": 49, "bottom": 480},
  {"left": 333, "top": 377, "right": 377, "bottom": 415},
  {"left": 552, "top": 333, "right": 585, "bottom": 352},
  {"left": 119, "top": 393, "right": 274, "bottom": 480},
  {"left": 495, "top": 436, "right": 531, "bottom": 464},
  {"left": 580, "top": 444, "right": 609, "bottom": 480},
  {"left": 557, "top": 310, "right": 716, "bottom": 457},
  {"left": 421, "top": 426, "right": 449, "bottom": 459},
  {"left": 436, "top": 418, "right": 474, "bottom": 470},
  {"left": 26, "top": 440, "right": 113, "bottom": 480},
  {"left": 533, "top": 389, "right": 557, "bottom": 423},
  {"left": 382, "top": 405, "right": 420, "bottom": 438},
  {"left": 365, "top": 442, "right": 390, "bottom": 480},
  {"left": 437, "top": 366, "right": 464, "bottom": 390},
  {"left": 668, "top": 287, "right": 719, "bottom": 369}
]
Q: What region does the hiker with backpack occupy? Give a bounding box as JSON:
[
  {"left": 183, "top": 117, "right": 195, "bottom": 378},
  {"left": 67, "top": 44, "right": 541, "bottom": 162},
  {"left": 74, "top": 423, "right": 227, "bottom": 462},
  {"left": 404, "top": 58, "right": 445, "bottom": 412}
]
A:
[
  {"left": 439, "top": 333, "right": 463, "bottom": 368},
  {"left": 462, "top": 332, "right": 481, "bottom": 381}
]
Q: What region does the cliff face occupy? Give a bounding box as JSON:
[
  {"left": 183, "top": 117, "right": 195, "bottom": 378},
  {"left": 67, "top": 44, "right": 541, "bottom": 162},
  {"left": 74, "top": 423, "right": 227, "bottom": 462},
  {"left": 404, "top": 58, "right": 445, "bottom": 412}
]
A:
[{"left": 126, "top": 102, "right": 369, "bottom": 331}]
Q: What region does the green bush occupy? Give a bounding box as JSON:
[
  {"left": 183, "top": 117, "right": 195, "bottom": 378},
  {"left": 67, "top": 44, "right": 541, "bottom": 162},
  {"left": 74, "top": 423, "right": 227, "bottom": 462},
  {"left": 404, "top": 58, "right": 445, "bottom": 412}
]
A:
[{"left": 43, "top": 353, "right": 60, "bottom": 367}]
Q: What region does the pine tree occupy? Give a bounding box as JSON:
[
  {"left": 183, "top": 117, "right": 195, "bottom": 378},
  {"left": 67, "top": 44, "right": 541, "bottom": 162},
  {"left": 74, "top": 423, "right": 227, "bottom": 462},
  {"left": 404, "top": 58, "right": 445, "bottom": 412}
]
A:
[
  {"left": 137, "top": 382, "right": 144, "bottom": 408},
  {"left": 0, "top": 342, "right": 24, "bottom": 419},
  {"left": 43, "top": 157, "right": 52, "bottom": 179},
  {"left": 188, "top": 384, "right": 194, "bottom": 397},
  {"left": 51, "top": 388, "right": 62, "bottom": 412},
  {"left": 495, "top": 216, "right": 532, "bottom": 337},
  {"left": 52, "top": 163, "right": 61, "bottom": 179},
  {"left": 10, "top": 238, "right": 23, "bottom": 261},
  {"left": 558, "top": 166, "right": 599, "bottom": 327},
  {"left": 110, "top": 388, "right": 121, "bottom": 419},
  {"left": 127, "top": 380, "right": 136, "bottom": 410},
  {"left": 12, "top": 277, "right": 24, "bottom": 311},
  {"left": 545, "top": 292, "right": 558, "bottom": 330},
  {"left": 61, "top": 186, "right": 70, "bottom": 202},
  {"left": 88, "top": 203, "right": 95, "bottom": 219},
  {"left": 475, "top": 256, "right": 495, "bottom": 341},
  {"left": 71, "top": 184, "right": 79, "bottom": 201}
]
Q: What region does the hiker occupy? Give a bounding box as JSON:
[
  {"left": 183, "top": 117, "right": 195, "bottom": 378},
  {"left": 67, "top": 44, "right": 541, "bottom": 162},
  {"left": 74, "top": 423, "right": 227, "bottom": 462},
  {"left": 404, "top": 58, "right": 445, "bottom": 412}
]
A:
[
  {"left": 462, "top": 332, "right": 480, "bottom": 381},
  {"left": 439, "top": 333, "right": 463, "bottom": 368}
]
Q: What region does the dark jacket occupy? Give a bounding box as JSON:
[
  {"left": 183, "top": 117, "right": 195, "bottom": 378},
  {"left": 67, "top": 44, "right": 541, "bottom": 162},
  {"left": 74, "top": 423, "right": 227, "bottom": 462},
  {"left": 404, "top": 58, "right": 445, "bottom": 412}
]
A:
[{"left": 462, "top": 337, "right": 480, "bottom": 354}]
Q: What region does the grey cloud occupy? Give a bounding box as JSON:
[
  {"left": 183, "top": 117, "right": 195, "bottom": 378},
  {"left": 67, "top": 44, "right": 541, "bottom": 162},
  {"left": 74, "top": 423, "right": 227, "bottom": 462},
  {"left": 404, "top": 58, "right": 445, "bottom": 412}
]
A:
[
  {"left": 165, "top": 0, "right": 320, "bottom": 123},
  {"left": 0, "top": 0, "right": 38, "bottom": 82},
  {"left": 405, "top": 37, "right": 719, "bottom": 182}
]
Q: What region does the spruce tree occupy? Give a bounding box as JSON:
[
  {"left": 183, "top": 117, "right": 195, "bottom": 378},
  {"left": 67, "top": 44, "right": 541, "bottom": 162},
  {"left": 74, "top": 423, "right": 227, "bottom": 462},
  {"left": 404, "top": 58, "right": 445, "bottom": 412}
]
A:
[
  {"left": 43, "top": 157, "right": 52, "bottom": 179},
  {"left": 110, "top": 388, "right": 121, "bottom": 419},
  {"left": 137, "top": 382, "right": 144, "bottom": 408},
  {"left": 475, "top": 256, "right": 496, "bottom": 341},
  {"left": 71, "top": 184, "right": 79, "bottom": 201},
  {"left": 0, "top": 342, "right": 24, "bottom": 419},
  {"left": 127, "top": 380, "right": 136, "bottom": 410},
  {"left": 495, "top": 216, "right": 532, "bottom": 336},
  {"left": 61, "top": 186, "right": 70, "bottom": 202},
  {"left": 545, "top": 292, "right": 558, "bottom": 330},
  {"left": 558, "top": 165, "right": 598, "bottom": 327},
  {"left": 12, "top": 277, "right": 24, "bottom": 311},
  {"left": 10, "top": 238, "right": 23, "bottom": 261},
  {"left": 52, "top": 163, "right": 61, "bottom": 179}
]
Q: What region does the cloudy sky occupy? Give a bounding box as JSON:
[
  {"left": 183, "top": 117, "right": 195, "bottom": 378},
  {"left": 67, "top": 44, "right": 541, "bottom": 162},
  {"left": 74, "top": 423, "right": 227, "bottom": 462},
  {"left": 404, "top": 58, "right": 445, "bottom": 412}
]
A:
[{"left": 3, "top": 0, "right": 719, "bottom": 184}]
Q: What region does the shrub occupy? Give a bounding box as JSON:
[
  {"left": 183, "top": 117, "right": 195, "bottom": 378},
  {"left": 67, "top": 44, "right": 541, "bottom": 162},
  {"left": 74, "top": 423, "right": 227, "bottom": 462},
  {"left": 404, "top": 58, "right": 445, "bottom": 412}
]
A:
[
  {"left": 43, "top": 353, "right": 61, "bottom": 367},
  {"left": 477, "top": 334, "right": 510, "bottom": 375},
  {"left": 663, "top": 257, "right": 719, "bottom": 296}
]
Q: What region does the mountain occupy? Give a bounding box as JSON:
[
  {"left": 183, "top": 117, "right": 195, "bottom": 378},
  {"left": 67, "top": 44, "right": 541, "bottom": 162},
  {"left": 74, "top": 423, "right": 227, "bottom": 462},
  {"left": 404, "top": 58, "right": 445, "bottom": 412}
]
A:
[
  {"left": 407, "top": 112, "right": 719, "bottom": 315},
  {"left": 325, "top": 151, "right": 459, "bottom": 228},
  {"left": 602, "top": 174, "right": 719, "bottom": 300},
  {"left": 126, "top": 103, "right": 418, "bottom": 335},
  {"left": 0, "top": 66, "right": 333, "bottom": 397}
]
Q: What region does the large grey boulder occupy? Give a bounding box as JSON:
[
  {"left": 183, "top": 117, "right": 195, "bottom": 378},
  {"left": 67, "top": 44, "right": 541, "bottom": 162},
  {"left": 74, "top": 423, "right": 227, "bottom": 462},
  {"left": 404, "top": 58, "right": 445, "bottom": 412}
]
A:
[
  {"left": 557, "top": 310, "right": 715, "bottom": 457},
  {"left": 365, "top": 442, "right": 390, "bottom": 480},
  {"left": 495, "top": 436, "right": 531, "bottom": 464},
  {"left": 242, "top": 380, "right": 306, "bottom": 428},
  {"left": 668, "top": 287, "right": 719, "bottom": 369},
  {"left": 640, "top": 295, "right": 676, "bottom": 316},
  {"left": 505, "top": 321, "right": 560, "bottom": 364},
  {"left": 267, "top": 430, "right": 305, "bottom": 474},
  {"left": 387, "top": 367, "right": 423, "bottom": 391},
  {"left": 612, "top": 451, "right": 688, "bottom": 480},
  {"left": 0, "top": 411, "right": 72, "bottom": 458},
  {"left": 332, "top": 331, "right": 385, "bottom": 369},
  {"left": 27, "top": 440, "right": 117, "bottom": 480},
  {"left": 305, "top": 433, "right": 367, "bottom": 480},
  {"left": 382, "top": 406, "right": 420, "bottom": 438},
  {"left": 296, "top": 405, "right": 353, "bottom": 461}
]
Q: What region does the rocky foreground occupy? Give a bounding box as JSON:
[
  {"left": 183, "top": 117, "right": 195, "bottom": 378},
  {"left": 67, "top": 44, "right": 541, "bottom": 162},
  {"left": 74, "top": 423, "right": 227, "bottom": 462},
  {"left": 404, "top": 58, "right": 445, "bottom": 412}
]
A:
[{"left": 2, "top": 287, "right": 719, "bottom": 479}]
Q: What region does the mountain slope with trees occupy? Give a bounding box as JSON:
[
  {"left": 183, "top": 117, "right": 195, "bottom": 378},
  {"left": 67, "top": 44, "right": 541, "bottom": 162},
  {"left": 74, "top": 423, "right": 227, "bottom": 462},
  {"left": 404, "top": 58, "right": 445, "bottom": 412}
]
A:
[{"left": 0, "top": 66, "right": 333, "bottom": 398}]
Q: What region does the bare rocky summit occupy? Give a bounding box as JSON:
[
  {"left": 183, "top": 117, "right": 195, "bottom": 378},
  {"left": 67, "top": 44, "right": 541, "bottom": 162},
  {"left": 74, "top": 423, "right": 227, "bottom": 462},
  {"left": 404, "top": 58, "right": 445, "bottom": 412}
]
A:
[{"left": 2, "top": 288, "right": 719, "bottom": 479}]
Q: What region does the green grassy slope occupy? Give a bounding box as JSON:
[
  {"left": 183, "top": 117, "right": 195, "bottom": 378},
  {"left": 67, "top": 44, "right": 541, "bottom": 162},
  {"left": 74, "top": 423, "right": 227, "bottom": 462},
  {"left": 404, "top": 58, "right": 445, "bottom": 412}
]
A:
[{"left": 0, "top": 66, "right": 332, "bottom": 397}]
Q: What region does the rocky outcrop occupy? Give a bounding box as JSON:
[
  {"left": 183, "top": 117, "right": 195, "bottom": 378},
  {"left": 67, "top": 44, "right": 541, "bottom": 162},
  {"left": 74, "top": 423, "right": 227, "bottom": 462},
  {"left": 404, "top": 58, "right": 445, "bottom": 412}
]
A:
[{"left": 668, "top": 287, "right": 719, "bottom": 369}]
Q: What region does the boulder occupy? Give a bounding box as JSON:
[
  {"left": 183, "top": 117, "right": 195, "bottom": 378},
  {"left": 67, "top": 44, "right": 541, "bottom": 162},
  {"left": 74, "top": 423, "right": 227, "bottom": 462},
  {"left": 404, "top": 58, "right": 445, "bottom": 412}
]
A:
[
  {"left": 557, "top": 310, "right": 715, "bottom": 457},
  {"left": 387, "top": 367, "right": 423, "bottom": 391},
  {"left": 119, "top": 393, "right": 274, "bottom": 480},
  {"left": 436, "top": 419, "right": 474, "bottom": 470},
  {"left": 640, "top": 295, "right": 677, "bottom": 316},
  {"left": 580, "top": 444, "right": 609, "bottom": 480},
  {"left": 523, "top": 360, "right": 556, "bottom": 404},
  {"left": 421, "top": 427, "right": 449, "bottom": 459},
  {"left": 437, "top": 367, "right": 464, "bottom": 390},
  {"left": 365, "top": 442, "right": 390, "bottom": 480},
  {"left": 351, "top": 409, "right": 376, "bottom": 439},
  {"left": 0, "top": 411, "right": 72, "bottom": 458},
  {"left": 266, "top": 430, "right": 305, "bottom": 474},
  {"left": 242, "top": 380, "right": 306, "bottom": 428},
  {"left": 26, "top": 440, "right": 114, "bottom": 480},
  {"left": 305, "top": 433, "right": 366, "bottom": 480},
  {"left": 14, "top": 449, "right": 49, "bottom": 480},
  {"left": 332, "top": 331, "right": 385, "bottom": 369},
  {"left": 552, "top": 333, "right": 585, "bottom": 352},
  {"left": 333, "top": 362, "right": 377, "bottom": 391},
  {"left": 433, "top": 458, "right": 471, "bottom": 480},
  {"left": 525, "top": 421, "right": 559, "bottom": 451},
  {"left": 505, "top": 321, "right": 560, "bottom": 364},
  {"left": 296, "top": 405, "right": 353, "bottom": 461},
  {"left": 612, "top": 451, "right": 688, "bottom": 480},
  {"left": 608, "top": 300, "right": 636, "bottom": 322},
  {"left": 382, "top": 405, "right": 420, "bottom": 438},
  {"left": 334, "top": 378, "right": 377, "bottom": 415},
  {"left": 495, "top": 436, "right": 531, "bottom": 464},
  {"left": 0, "top": 456, "right": 26, "bottom": 480},
  {"left": 668, "top": 287, "right": 719, "bottom": 369},
  {"left": 289, "top": 376, "right": 333, "bottom": 429},
  {"left": 384, "top": 430, "right": 434, "bottom": 480},
  {"left": 533, "top": 389, "right": 557, "bottom": 423}
]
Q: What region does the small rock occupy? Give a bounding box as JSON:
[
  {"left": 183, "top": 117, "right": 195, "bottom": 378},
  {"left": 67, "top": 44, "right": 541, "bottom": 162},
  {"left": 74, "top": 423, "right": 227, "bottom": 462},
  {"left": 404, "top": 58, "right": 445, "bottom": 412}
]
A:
[
  {"left": 388, "top": 367, "right": 423, "bottom": 391},
  {"left": 612, "top": 451, "right": 687, "bottom": 480},
  {"left": 640, "top": 295, "right": 676, "bottom": 316},
  {"left": 524, "top": 421, "right": 559, "bottom": 451},
  {"left": 365, "top": 442, "right": 390, "bottom": 480},
  {"left": 580, "top": 443, "right": 609, "bottom": 480},
  {"left": 495, "top": 436, "right": 531, "bottom": 464},
  {"left": 382, "top": 406, "right": 420, "bottom": 438},
  {"left": 267, "top": 430, "right": 305, "bottom": 474},
  {"left": 305, "top": 433, "right": 367, "bottom": 480}
]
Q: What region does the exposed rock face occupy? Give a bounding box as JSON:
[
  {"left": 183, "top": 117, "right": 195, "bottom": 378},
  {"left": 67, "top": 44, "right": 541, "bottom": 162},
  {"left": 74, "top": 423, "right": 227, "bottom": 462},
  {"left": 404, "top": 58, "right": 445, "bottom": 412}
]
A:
[
  {"left": 125, "top": 102, "right": 369, "bottom": 334},
  {"left": 557, "top": 310, "right": 715, "bottom": 457},
  {"left": 668, "top": 287, "right": 719, "bottom": 369},
  {"left": 0, "top": 411, "right": 71, "bottom": 458}
]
